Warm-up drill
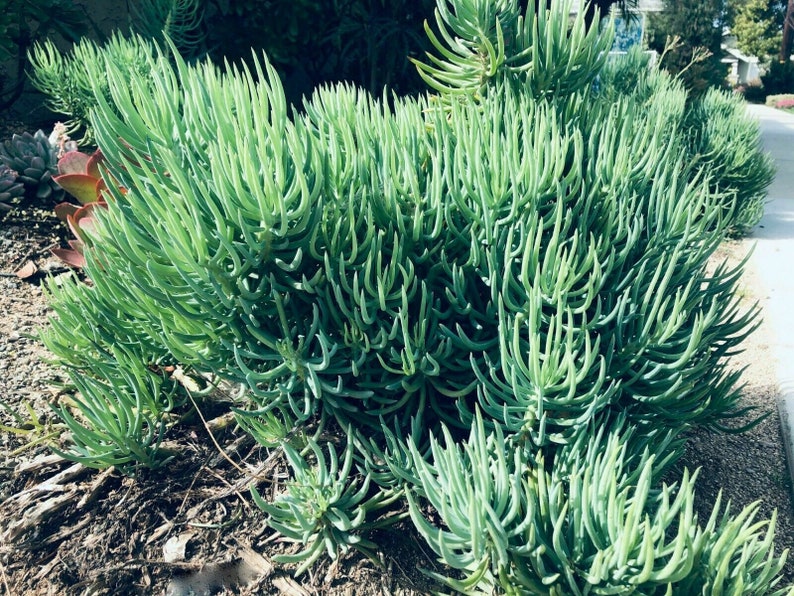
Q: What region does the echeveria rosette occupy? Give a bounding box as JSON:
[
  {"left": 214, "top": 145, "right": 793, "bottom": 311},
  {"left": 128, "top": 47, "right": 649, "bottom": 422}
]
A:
[
  {"left": 0, "top": 164, "right": 24, "bottom": 213},
  {"left": 0, "top": 130, "right": 63, "bottom": 205}
]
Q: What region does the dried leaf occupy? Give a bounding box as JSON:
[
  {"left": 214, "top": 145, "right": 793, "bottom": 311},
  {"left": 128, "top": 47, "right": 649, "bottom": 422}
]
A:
[{"left": 15, "top": 260, "right": 37, "bottom": 279}]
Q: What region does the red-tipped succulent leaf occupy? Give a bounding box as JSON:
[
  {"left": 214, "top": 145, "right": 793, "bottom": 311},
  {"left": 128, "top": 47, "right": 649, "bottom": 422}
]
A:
[
  {"left": 53, "top": 149, "right": 109, "bottom": 204},
  {"left": 51, "top": 150, "right": 111, "bottom": 268}
]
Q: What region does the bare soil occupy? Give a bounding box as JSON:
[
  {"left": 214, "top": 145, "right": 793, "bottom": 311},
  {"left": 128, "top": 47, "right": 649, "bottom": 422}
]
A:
[{"left": 0, "top": 205, "right": 792, "bottom": 595}]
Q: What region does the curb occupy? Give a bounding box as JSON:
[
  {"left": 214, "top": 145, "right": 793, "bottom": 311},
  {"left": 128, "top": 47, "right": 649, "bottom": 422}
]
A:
[
  {"left": 745, "top": 104, "right": 794, "bottom": 502},
  {"left": 778, "top": 391, "right": 794, "bottom": 496}
]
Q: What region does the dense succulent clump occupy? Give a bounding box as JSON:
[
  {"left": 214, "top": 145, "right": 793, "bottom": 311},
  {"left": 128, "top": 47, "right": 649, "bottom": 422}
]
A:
[
  {"left": 0, "top": 130, "right": 64, "bottom": 205},
  {"left": 596, "top": 48, "right": 774, "bottom": 237},
  {"left": 32, "top": 0, "right": 788, "bottom": 592},
  {"left": 684, "top": 87, "right": 776, "bottom": 236}
]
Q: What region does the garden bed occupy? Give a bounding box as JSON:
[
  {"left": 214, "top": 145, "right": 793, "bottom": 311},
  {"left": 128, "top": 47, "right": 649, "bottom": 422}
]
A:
[{"left": 1, "top": 1, "right": 793, "bottom": 589}]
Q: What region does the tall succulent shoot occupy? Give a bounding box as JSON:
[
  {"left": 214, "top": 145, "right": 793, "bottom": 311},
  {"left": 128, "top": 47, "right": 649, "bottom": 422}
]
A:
[
  {"left": 28, "top": 33, "right": 156, "bottom": 144},
  {"left": 415, "top": 0, "right": 613, "bottom": 97},
  {"left": 38, "top": 0, "right": 789, "bottom": 591}
]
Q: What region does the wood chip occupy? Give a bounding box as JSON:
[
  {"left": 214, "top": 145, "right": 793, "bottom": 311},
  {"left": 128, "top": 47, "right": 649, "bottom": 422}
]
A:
[
  {"left": 163, "top": 531, "right": 195, "bottom": 563},
  {"left": 14, "top": 452, "right": 64, "bottom": 474},
  {"left": 272, "top": 575, "right": 311, "bottom": 595},
  {"left": 2, "top": 489, "right": 79, "bottom": 543},
  {"left": 76, "top": 466, "right": 115, "bottom": 509},
  {"left": 236, "top": 544, "right": 274, "bottom": 583}
]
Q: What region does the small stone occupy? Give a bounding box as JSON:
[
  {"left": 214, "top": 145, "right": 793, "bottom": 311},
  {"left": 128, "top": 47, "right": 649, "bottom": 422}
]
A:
[
  {"left": 52, "top": 271, "right": 74, "bottom": 287},
  {"left": 8, "top": 331, "right": 20, "bottom": 341}
]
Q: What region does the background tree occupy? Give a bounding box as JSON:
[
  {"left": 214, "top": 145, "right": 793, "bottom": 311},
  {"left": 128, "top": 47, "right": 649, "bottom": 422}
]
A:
[
  {"left": 648, "top": 0, "right": 727, "bottom": 93},
  {"left": 725, "top": 0, "right": 793, "bottom": 94},
  {"left": 782, "top": 0, "right": 794, "bottom": 61},
  {"left": 729, "top": 0, "right": 785, "bottom": 59},
  {"left": 763, "top": 0, "right": 794, "bottom": 94}
]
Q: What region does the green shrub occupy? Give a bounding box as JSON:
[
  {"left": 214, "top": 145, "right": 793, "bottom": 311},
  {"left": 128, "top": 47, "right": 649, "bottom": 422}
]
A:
[
  {"left": 741, "top": 82, "right": 767, "bottom": 103},
  {"left": 762, "top": 60, "right": 794, "bottom": 96},
  {"left": 765, "top": 93, "right": 793, "bottom": 106},
  {"left": 57, "top": 43, "right": 749, "bottom": 442},
  {"left": 36, "top": 0, "right": 790, "bottom": 591},
  {"left": 766, "top": 93, "right": 794, "bottom": 108},
  {"left": 684, "top": 87, "right": 776, "bottom": 236},
  {"left": 131, "top": 0, "right": 205, "bottom": 60},
  {"left": 0, "top": 0, "right": 89, "bottom": 112},
  {"left": 600, "top": 52, "right": 775, "bottom": 237}
]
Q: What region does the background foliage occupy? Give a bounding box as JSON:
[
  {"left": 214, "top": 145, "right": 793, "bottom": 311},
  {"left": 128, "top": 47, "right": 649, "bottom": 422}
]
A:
[
  {"left": 683, "top": 86, "right": 776, "bottom": 235},
  {"left": 648, "top": 0, "right": 727, "bottom": 93},
  {"left": 0, "top": 0, "right": 90, "bottom": 112},
  {"left": 202, "top": 0, "right": 439, "bottom": 99},
  {"left": 729, "top": 0, "right": 787, "bottom": 60},
  {"left": 763, "top": 59, "right": 794, "bottom": 95}
]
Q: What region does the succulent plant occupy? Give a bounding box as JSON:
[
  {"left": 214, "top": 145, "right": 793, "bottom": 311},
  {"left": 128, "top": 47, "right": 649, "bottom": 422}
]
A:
[
  {"left": 0, "top": 130, "right": 64, "bottom": 205},
  {"left": 51, "top": 149, "right": 111, "bottom": 268},
  {"left": 34, "top": 2, "right": 791, "bottom": 591},
  {"left": 0, "top": 164, "right": 24, "bottom": 213},
  {"left": 53, "top": 149, "right": 110, "bottom": 205},
  {"left": 251, "top": 434, "right": 401, "bottom": 575}
]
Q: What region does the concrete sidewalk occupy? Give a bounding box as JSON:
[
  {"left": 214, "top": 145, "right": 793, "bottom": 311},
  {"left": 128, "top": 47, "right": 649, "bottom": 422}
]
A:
[{"left": 745, "top": 104, "right": 794, "bottom": 492}]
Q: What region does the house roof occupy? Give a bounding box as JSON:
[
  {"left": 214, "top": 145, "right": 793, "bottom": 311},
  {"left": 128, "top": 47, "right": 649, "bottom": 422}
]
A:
[{"left": 721, "top": 46, "right": 759, "bottom": 64}]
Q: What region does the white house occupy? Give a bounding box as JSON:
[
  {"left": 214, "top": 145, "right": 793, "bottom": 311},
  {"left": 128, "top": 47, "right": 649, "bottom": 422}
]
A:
[{"left": 721, "top": 46, "right": 761, "bottom": 86}]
